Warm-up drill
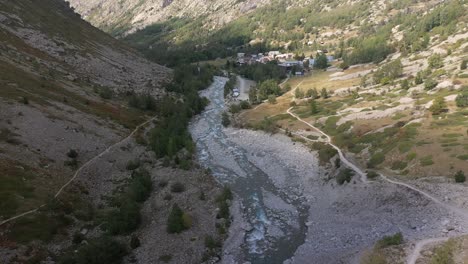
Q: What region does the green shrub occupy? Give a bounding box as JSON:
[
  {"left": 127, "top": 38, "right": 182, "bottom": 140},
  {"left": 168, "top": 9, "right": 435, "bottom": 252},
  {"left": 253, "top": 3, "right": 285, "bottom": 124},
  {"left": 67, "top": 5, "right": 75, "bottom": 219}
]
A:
[
  {"left": 239, "top": 100, "right": 251, "bottom": 109},
  {"left": 268, "top": 95, "right": 277, "bottom": 104},
  {"left": 366, "top": 170, "right": 379, "bottom": 179},
  {"left": 61, "top": 236, "right": 127, "bottom": 264},
  {"left": 415, "top": 71, "right": 424, "bottom": 85},
  {"left": 455, "top": 88, "right": 468, "bottom": 107},
  {"left": 103, "top": 169, "right": 152, "bottom": 235},
  {"left": 398, "top": 141, "right": 413, "bottom": 153},
  {"left": 461, "top": 60, "right": 467, "bottom": 70},
  {"left": 64, "top": 159, "right": 78, "bottom": 168},
  {"left": 216, "top": 186, "right": 233, "bottom": 222},
  {"left": 420, "top": 155, "right": 434, "bottom": 166},
  {"left": 229, "top": 104, "right": 242, "bottom": 113},
  {"left": 314, "top": 53, "right": 329, "bottom": 69},
  {"left": 254, "top": 117, "right": 278, "bottom": 134},
  {"left": 457, "top": 154, "right": 468, "bottom": 161},
  {"left": 104, "top": 201, "right": 141, "bottom": 235},
  {"left": 336, "top": 168, "right": 354, "bottom": 185},
  {"left": 167, "top": 204, "right": 187, "bottom": 233},
  {"left": 170, "top": 182, "right": 185, "bottom": 193},
  {"left": 222, "top": 112, "right": 231, "bottom": 127},
  {"left": 128, "top": 169, "right": 153, "bottom": 203},
  {"left": 428, "top": 54, "right": 443, "bottom": 69},
  {"left": 67, "top": 149, "right": 79, "bottom": 159},
  {"left": 130, "top": 235, "right": 140, "bottom": 249},
  {"left": 126, "top": 159, "right": 140, "bottom": 171},
  {"left": 98, "top": 87, "right": 113, "bottom": 99},
  {"left": 406, "top": 152, "right": 417, "bottom": 161},
  {"left": 376, "top": 233, "right": 404, "bottom": 248},
  {"left": 128, "top": 94, "right": 157, "bottom": 111},
  {"left": 204, "top": 235, "right": 222, "bottom": 249},
  {"left": 401, "top": 79, "right": 410, "bottom": 90},
  {"left": 368, "top": 152, "right": 385, "bottom": 168},
  {"left": 454, "top": 171, "right": 466, "bottom": 183},
  {"left": 391, "top": 161, "right": 407, "bottom": 170},
  {"left": 430, "top": 97, "right": 447, "bottom": 115},
  {"left": 424, "top": 78, "right": 438, "bottom": 90},
  {"left": 311, "top": 142, "right": 338, "bottom": 163}
]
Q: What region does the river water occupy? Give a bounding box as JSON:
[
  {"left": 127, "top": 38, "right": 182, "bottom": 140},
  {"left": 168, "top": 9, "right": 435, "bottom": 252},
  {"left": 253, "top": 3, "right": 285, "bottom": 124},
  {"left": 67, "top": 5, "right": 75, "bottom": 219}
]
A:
[
  {"left": 190, "top": 77, "right": 309, "bottom": 263},
  {"left": 189, "top": 77, "right": 466, "bottom": 264}
]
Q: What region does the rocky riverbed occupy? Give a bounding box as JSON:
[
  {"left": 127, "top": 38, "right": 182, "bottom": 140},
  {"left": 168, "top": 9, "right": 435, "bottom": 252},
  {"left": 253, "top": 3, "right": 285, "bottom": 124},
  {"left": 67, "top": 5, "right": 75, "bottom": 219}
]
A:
[{"left": 190, "top": 77, "right": 468, "bottom": 264}]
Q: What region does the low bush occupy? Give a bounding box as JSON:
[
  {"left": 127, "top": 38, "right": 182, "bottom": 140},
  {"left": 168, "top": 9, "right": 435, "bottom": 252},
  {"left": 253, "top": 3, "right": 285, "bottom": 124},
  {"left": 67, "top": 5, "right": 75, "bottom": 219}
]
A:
[
  {"left": 128, "top": 94, "right": 157, "bottom": 111},
  {"left": 170, "top": 182, "right": 185, "bottom": 193},
  {"left": 60, "top": 236, "right": 127, "bottom": 264},
  {"left": 376, "top": 233, "right": 403, "bottom": 248},
  {"left": 126, "top": 159, "right": 140, "bottom": 171},
  {"left": 205, "top": 235, "right": 222, "bottom": 250},
  {"left": 391, "top": 161, "right": 407, "bottom": 170},
  {"left": 128, "top": 169, "right": 153, "bottom": 203},
  {"left": 254, "top": 117, "right": 278, "bottom": 134},
  {"left": 130, "top": 235, "right": 141, "bottom": 249},
  {"left": 167, "top": 204, "right": 188, "bottom": 233},
  {"left": 366, "top": 170, "right": 379, "bottom": 179},
  {"left": 336, "top": 168, "right": 354, "bottom": 185},
  {"left": 406, "top": 152, "right": 417, "bottom": 161},
  {"left": 312, "top": 142, "right": 338, "bottom": 164},
  {"left": 420, "top": 155, "right": 434, "bottom": 166},
  {"left": 103, "top": 169, "right": 152, "bottom": 235},
  {"left": 64, "top": 158, "right": 78, "bottom": 168},
  {"left": 222, "top": 112, "right": 231, "bottom": 127},
  {"left": 424, "top": 78, "right": 438, "bottom": 90},
  {"left": 455, "top": 87, "right": 468, "bottom": 107},
  {"left": 104, "top": 201, "right": 141, "bottom": 235},
  {"left": 454, "top": 171, "right": 466, "bottom": 183},
  {"left": 97, "top": 87, "right": 113, "bottom": 99},
  {"left": 367, "top": 152, "right": 385, "bottom": 168},
  {"left": 67, "top": 149, "right": 78, "bottom": 159}
]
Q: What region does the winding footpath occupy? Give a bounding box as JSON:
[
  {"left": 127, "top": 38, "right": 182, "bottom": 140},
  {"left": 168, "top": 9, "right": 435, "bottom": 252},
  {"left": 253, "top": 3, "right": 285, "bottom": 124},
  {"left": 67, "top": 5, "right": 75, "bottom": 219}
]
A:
[
  {"left": 0, "top": 115, "right": 157, "bottom": 226},
  {"left": 284, "top": 81, "right": 468, "bottom": 264}
]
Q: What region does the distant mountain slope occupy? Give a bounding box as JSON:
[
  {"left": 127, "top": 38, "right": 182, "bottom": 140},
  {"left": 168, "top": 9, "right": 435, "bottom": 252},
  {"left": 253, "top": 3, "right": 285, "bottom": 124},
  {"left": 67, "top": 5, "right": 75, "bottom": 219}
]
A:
[
  {"left": 69, "top": 0, "right": 463, "bottom": 66},
  {"left": 68, "top": 0, "right": 271, "bottom": 36}
]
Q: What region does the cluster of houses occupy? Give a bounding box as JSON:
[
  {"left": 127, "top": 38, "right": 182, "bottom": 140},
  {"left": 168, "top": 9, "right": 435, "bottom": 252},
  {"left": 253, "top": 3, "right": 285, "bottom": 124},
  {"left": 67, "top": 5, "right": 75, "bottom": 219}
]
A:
[{"left": 237, "top": 51, "right": 334, "bottom": 75}]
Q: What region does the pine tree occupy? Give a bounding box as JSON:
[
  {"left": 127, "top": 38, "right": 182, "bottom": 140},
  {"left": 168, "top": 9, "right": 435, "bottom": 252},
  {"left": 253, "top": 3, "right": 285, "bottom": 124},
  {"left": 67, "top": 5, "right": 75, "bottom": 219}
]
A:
[
  {"left": 321, "top": 88, "right": 328, "bottom": 99},
  {"left": 429, "top": 97, "right": 447, "bottom": 115},
  {"left": 310, "top": 99, "right": 319, "bottom": 114},
  {"left": 167, "top": 204, "right": 186, "bottom": 233}
]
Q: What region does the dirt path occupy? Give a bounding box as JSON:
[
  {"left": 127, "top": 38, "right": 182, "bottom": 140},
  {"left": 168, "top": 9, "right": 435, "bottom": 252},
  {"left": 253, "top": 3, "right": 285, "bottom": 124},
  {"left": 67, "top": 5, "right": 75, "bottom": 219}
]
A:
[
  {"left": 287, "top": 107, "right": 368, "bottom": 182},
  {"left": 285, "top": 83, "right": 468, "bottom": 263},
  {"left": 0, "top": 115, "right": 157, "bottom": 226}
]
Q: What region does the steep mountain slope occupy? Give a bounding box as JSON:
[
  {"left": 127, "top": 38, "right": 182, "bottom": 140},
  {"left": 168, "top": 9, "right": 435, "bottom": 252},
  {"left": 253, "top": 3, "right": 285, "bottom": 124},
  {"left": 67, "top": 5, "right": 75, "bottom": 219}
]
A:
[
  {"left": 0, "top": 1, "right": 225, "bottom": 263},
  {"left": 68, "top": 0, "right": 271, "bottom": 36},
  {"left": 0, "top": 0, "right": 168, "bottom": 222}
]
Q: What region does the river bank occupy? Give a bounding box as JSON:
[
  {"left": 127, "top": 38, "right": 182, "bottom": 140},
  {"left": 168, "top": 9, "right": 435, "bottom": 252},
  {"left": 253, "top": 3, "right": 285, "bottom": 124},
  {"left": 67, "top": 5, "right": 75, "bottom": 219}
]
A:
[{"left": 190, "top": 77, "right": 468, "bottom": 264}]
